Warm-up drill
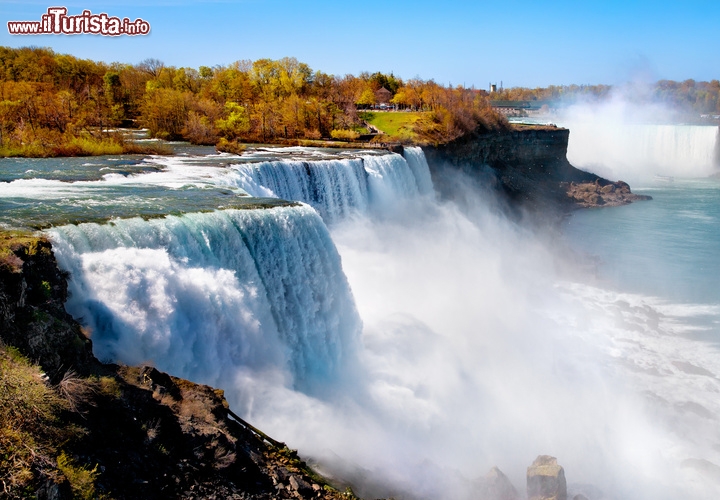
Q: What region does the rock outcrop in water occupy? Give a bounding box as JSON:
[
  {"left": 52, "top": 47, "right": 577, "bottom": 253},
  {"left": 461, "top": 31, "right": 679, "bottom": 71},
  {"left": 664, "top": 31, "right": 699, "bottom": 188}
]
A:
[
  {"left": 0, "top": 234, "right": 354, "bottom": 499},
  {"left": 565, "top": 179, "right": 652, "bottom": 207},
  {"left": 422, "top": 126, "right": 651, "bottom": 212},
  {"left": 527, "top": 455, "right": 567, "bottom": 500}
]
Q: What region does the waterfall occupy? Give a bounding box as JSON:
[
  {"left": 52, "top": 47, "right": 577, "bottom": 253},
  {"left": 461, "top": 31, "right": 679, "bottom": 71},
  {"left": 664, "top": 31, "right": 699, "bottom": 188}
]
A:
[
  {"left": 47, "top": 205, "right": 362, "bottom": 393},
  {"left": 564, "top": 123, "right": 719, "bottom": 181},
  {"left": 403, "top": 146, "right": 435, "bottom": 196},
  {"left": 225, "top": 151, "right": 432, "bottom": 223}
]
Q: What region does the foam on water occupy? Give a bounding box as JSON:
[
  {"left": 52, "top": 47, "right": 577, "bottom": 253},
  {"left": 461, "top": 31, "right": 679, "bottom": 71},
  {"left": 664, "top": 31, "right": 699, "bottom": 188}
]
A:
[{"left": 48, "top": 205, "right": 362, "bottom": 394}]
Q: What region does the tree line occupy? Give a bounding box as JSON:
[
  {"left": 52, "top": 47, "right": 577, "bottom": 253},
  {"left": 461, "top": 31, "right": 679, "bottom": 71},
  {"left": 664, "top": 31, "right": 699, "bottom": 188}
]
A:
[
  {"left": 491, "top": 81, "right": 720, "bottom": 114},
  {"left": 0, "top": 46, "right": 508, "bottom": 155}
]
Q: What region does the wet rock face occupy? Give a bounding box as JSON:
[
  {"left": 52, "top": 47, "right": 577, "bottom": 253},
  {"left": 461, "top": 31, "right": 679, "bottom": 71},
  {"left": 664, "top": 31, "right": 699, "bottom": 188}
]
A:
[
  {"left": 527, "top": 455, "right": 567, "bottom": 500},
  {"left": 422, "top": 128, "right": 651, "bottom": 214},
  {"left": 0, "top": 235, "right": 91, "bottom": 379}
]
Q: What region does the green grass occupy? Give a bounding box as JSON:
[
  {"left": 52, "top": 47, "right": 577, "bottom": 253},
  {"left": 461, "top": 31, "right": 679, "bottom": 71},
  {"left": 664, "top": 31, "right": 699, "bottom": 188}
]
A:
[{"left": 360, "top": 111, "right": 425, "bottom": 141}]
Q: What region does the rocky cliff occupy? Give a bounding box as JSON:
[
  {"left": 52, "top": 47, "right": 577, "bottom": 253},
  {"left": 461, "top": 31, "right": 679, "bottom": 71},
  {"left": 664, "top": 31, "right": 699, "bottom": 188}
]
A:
[
  {"left": 422, "top": 126, "right": 651, "bottom": 213},
  {"left": 0, "top": 234, "right": 355, "bottom": 500}
]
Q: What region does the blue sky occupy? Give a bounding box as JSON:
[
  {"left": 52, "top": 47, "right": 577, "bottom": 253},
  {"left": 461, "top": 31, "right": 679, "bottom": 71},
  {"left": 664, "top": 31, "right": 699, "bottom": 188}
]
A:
[{"left": 2, "top": 0, "right": 719, "bottom": 88}]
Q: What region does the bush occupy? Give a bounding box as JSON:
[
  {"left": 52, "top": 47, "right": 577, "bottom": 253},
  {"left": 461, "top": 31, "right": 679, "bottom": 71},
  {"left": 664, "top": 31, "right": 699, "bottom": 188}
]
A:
[
  {"left": 56, "top": 452, "right": 99, "bottom": 500},
  {"left": 330, "top": 129, "right": 360, "bottom": 141},
  {"left": 0, "top": 346, "right": 67, "bottom": 495},
  {"left": 216, "top": 137, "right": 247, "bottom": 155}
]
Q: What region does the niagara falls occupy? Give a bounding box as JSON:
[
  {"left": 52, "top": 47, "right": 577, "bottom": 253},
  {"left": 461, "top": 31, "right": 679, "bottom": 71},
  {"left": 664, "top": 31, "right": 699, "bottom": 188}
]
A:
[
  {"left": 1, "top": 2, "right": 720, "bottom": 498},
  {"left": 1, "top": 125, "right": 718, "bottom": 498}
]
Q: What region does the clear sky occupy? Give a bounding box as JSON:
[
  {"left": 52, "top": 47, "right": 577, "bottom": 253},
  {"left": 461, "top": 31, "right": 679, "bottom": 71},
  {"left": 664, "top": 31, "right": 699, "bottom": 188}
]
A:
[{"left": 2, "top": 0, "right": 719, "bottom": 89}]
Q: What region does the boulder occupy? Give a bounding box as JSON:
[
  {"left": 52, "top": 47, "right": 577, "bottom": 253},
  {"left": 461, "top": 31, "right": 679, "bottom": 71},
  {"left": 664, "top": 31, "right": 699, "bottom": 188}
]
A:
[
  {"left": 527, "top": 455, "right": 567, "bottom": 500},
  {"left": 477, "top": 466, "right": 520, "bottom": 500}
]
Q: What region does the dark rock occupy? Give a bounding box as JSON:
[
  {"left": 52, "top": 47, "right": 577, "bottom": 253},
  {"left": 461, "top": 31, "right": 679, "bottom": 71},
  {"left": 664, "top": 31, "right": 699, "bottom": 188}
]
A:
[
  {"left": 0, "top": 235, "right": 92, "bottom": 380},
  {"left": 35, "top": 477, "right": 72, "bottom": 500},
  {"left": 527, "top": 455, "right": 567, "bottom": 500},
  {"left": 289, "top": 474, "right": 313, "bottom": 494}
]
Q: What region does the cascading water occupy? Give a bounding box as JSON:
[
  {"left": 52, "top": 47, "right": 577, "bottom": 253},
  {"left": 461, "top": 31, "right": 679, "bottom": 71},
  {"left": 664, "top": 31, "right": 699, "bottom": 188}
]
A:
[
  {"left": 3, "top": 143, "right": 715, "bottom": 499},
  {"left": 223, "top": 150, "right": 428, "bottom": 223},
  {"left": 557, "top": 100, "right": 719, "bottom": 182},
  {"left": 225, "top": 158, "right": 369, "bottom": 222},
  {"left": 48, "top": 205, "right": 362, "bottom": 394},
  {"left": 565, "top": 123, "right": 718, "bottom": 180},
  {"left": 402, "top": 146, "right": 435, "bottom": 196}
]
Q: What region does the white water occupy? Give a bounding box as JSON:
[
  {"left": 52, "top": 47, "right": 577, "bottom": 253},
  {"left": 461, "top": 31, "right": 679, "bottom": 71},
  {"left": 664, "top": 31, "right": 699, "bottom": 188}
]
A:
[
  {"left": 558, "top": 101, "right": 719, "bottom": 182},
  {"left": 565, "top": 123, "right": 718, "bottom": 182},
  {"left": 224, "top": 150, "right": 429, "bottom": 223},
  {"left": 43, "top": 146, "right": 720, "bottom": 499},
  {"left": 49, "top": 205, "right": 361, "bottom": 395}
]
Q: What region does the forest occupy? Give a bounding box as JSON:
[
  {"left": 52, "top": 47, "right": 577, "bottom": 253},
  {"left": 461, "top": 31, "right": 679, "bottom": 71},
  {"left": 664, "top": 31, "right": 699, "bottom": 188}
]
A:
[
  {"left": 0, "top": 46, "right": 507, "bottom": 156},
  {"left": 490, "top": 80, "right": 720, "bottom": 114}
]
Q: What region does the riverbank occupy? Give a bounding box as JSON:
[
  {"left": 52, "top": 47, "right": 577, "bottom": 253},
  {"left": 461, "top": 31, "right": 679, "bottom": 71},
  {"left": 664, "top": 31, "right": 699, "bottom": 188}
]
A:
[{"left": 0, "top": 134, "right": 171, "bottom": 158}]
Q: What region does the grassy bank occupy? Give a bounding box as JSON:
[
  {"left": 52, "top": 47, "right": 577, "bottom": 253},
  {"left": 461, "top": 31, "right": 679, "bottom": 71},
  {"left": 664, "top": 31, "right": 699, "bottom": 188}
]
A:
[
  {"left": 360, "top": 111, "right": 424, "bottom": 142},
  {"left": 0, "top": 134, "right": 171, "bottom": 158}
]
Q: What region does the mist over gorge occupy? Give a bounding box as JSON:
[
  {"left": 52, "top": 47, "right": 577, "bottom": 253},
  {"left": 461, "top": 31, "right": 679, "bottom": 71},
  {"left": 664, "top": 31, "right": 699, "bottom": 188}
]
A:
[
  {"left": 2, "top": 0, "right": 720, "bottom": 495},
  {"left": 0, "top": 129, "right": 707, "bottom": 499}
]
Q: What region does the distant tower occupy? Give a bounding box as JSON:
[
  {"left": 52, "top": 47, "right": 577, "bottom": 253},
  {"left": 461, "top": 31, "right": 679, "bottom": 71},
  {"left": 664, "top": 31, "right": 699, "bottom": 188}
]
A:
[{"left": 490, "top": 83, "right": 497, "bottom": 93}]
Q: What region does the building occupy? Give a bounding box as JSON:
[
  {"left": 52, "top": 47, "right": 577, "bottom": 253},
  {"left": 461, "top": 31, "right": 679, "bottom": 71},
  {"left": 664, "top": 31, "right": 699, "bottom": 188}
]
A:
[{"left": 374, "top": 87, "right": 392, "bottom": 105}]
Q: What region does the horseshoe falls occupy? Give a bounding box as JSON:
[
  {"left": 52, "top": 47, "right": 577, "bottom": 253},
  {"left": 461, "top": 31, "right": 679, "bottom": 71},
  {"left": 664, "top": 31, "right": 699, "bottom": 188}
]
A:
[
  {"left": 2, "top": 143, "right": 719, "bottom": 499},
  {"left": 558, "top": 101, "right": 719, "bottom": 183}
]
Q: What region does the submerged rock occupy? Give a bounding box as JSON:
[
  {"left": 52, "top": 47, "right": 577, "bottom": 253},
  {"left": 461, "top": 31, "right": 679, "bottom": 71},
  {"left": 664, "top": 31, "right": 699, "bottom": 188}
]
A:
[{"left": 527, "top": 455, "right": 567, "bottom": 500}]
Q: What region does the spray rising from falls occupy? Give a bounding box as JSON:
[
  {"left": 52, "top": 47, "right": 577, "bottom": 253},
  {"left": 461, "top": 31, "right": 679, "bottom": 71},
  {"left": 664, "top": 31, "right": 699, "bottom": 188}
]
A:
[
  {"left": 566, "top": 123, "right": 718, "bottom": 180},
  {"left": 559, "top": 102, "right": 719, "bottom": 182},
  {"left": 49, "top": 205, "right": 361, "bottom": 394}
]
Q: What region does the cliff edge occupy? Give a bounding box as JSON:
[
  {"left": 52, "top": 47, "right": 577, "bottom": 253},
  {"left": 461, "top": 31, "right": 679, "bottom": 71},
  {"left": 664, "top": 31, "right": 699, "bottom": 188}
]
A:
[{"left": 422, "top": 126, "right": 651, "bottom": 213}]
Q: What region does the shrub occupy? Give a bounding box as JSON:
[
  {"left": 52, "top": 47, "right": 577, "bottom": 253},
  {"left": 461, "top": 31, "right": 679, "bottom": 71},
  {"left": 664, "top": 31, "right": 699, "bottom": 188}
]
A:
[
  {"left": 330, "top": 129, "right": 360, "bottom": 141},
  {"left": 216, "top": 137, "right": 246, "bottom": 155},
  {"left": 57, "top": 370, "right": 97, "bottom": 414},
  {"left": 0, "top": 346, "right": 67, "bottom": 495},
  {"left": 56, "top": 452, "right": 99, "bottom": 500}
]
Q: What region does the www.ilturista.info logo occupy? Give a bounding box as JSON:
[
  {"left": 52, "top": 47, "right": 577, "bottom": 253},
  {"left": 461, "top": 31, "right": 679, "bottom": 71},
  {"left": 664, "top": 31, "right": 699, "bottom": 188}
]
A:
[{"left": 7, "top": 7, "right": 150, "bottom": 36}]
